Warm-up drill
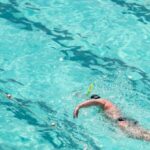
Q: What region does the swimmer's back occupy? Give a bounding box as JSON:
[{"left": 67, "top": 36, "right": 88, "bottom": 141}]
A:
[
  {"left": 100, "top": 99, "right": 117, "bottom": 110},
  {"left": 100, "top": 99, "right": 121, "bottom": 119}
]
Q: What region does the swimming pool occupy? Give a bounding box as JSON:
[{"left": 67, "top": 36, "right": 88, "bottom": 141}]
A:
[{"left": 0, "top": 0, "right": 150, "bottom": 149}]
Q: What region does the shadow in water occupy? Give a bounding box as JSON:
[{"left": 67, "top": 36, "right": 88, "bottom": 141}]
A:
[
  {"left": 24, "top": 2, "right": 41, "bottom": 11},
  {"left": 0, "top": 97, "right": 101, "bottom": 149},
  {"left": 111, "top": 0, "right": 150, "bottom": 24},
  {"left": 9, "top": 0, "right": 18, "bottom": 6},
  {"left": 37, "top": 101, "right": 57, "bottom": 114},
  {"left": 0, "top": 2, "right": 73, "bottom": 48},
  {"left": 0, "top": 78, "right": 24, "bottom": 86},
  {"left": 61, "top": 46, "right": 150, "bottom": 99},
  {"left": 0, "top": 101, "right": 43, "bottom": 126},
  {"left": 7, "top": 78, "right": 24, "bottom": 86},
  {"left": 0, "top": 79, "right": 7, "bottom": 84},
  {"left": 0, "top": 68, "right": 5, "bottom": 72}
]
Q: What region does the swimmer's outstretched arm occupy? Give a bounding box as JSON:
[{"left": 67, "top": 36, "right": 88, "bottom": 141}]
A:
[{"left": 73, "top": 99, "right": 105, "bottom": 118}]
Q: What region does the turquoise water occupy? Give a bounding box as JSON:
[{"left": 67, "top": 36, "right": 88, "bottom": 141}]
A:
[{"left": 0, "top": 0, "right": 150, "bottom": 149}]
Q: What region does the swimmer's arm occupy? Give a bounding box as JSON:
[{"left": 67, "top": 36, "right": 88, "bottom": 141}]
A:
[
  {"left": 77, "top": 99, "right": 105, "bottom": 107},
  {"left": 73, "top": 99, "right": 105, "bottom": 118}
]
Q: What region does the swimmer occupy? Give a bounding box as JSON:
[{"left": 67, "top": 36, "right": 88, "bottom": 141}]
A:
[{"left": 73, "top": 94, "right": 150, "bottom": 141}]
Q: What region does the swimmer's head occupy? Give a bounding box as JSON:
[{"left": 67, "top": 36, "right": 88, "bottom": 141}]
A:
[{"left": 90, "top": 94, "right": 101, "bottom": 99}]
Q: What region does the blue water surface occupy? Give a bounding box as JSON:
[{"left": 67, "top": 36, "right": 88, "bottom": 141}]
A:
[{"left": 0, "top": 0, "right": 150, "bottom": 149}]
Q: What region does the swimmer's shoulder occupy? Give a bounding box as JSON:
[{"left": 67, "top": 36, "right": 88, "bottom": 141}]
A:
[{"left": 99, "top": 98, "right": 114, "bottom": 106}]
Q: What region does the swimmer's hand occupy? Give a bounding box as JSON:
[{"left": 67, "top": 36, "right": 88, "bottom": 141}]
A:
[{"left": 73, "top": 106, "right": 79, "bottom": 118}]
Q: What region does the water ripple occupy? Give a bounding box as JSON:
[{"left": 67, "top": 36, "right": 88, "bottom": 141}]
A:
[
  {"left": 0, "top": 1, "right": 73, "bottom": 48},
  {"left": 111, "top": 0, "right": 150, "bottom": 24}
]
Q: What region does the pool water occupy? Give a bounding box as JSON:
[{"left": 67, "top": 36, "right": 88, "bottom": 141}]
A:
[{"left": 0, "top": 0, "right": 150, "bottom": 149}]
